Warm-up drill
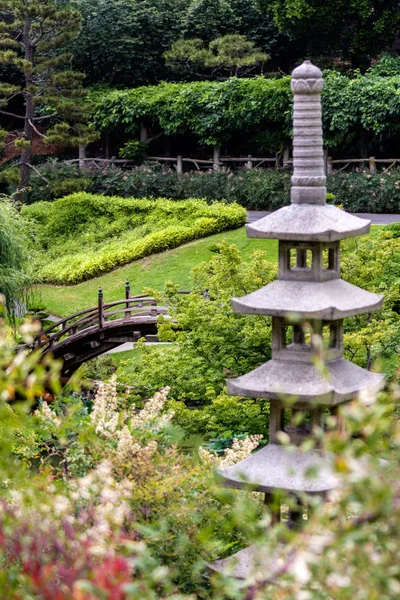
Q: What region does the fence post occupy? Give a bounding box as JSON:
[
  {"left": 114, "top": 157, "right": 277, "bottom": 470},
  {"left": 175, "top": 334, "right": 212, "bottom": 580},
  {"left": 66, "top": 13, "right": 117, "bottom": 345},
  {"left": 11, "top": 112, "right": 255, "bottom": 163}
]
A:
[
  {"left": 176, "top": 155, "right": 183, "bottom": 175},
  {"left": 98, "top": 288, "right": 104, "bottom": 329},
  {"left": 283, "top": 146, "right": 290, "bottom": 168},
  {"left": 246, "top": 154, "right": 253, "bottom": 170},
  {"left": 125, "top": 280, "right": 131, "bottom": 318},
  {"left": 78, "top": 144, "right": 87, "bottom": 169},
  {"left": 369, "top": 156, "right": 377, "bottom": 175},
  {"left": 327, "top": 156, "right": 333, "bottom": 175},
  {"left": 323, "top": 148, "right": 328, "bottom": 175},
  {"left": 213, "top": 145, "right": 221, "bottom": 171},
  {"left": 275, "top": 153, "right": 281, "bottom": 169},
  {"left": 140, "top": 122, "right": 148, "bottom": 143},
  {"left": 110, "top": 156, "right": 116, "bottom": 168}
]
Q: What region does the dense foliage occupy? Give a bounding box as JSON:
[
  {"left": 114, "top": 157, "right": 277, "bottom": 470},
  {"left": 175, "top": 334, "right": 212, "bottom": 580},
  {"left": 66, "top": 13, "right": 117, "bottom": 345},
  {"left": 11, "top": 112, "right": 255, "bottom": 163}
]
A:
[
  {"left": 266, "top": 0, "right": 400, "bottom": 69},
  {"left": 21, "top": 164, "right": 400, "bottom": 213},
  {"left": 91, "top": 61, "right": 400, "bottom": 157},
  {"left": 22, "top": 193, "right": 246, "bottom": 284},
  {"left": 70, "top": 0, "right": 400, "bottom": 86},
  {"left": 0, "top": 315, "right": 399, "bottom": 598},
  {"left": 115, "top": 235, "right": 399, "bottom": 435},
  {"left": 71, "top": 0, "right": 281, "bottom": 87},
  {"left": 0, "top": 197, "right": 32, "bottom": 319}
]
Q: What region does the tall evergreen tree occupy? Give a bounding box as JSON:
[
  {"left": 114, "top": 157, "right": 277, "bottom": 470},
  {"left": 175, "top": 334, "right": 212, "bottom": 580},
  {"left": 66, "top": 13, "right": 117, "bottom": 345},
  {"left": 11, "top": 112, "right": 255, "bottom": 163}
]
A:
[{"left": 0, "top": 0, "right": 97, "bottom": 193}]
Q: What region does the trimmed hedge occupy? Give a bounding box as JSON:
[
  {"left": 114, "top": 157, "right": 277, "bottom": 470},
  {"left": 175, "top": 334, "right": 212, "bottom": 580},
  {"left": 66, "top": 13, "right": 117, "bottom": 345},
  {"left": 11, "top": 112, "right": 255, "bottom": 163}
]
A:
[
  {"left": 91, "top": 167, "right": 400, "bottom": 212},
  {"left": 23, "top": 193, "right": 246, "bottom": 285},
  {"left": 22, "top": 164, "right": 400, "bottom": 212}
]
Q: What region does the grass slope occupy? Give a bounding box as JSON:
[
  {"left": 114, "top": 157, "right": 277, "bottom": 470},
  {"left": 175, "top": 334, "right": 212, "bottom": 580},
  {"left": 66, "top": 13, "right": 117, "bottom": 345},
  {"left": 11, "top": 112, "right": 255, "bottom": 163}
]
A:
[
  {"left": 24, "top": 194, "right": 246, "bottom": 285},
  {"left": 37, "top": 225, "right": 382, "bottom": 318},
  {"left": 37, "top": 227, "right": 278, "bottom": 316}
]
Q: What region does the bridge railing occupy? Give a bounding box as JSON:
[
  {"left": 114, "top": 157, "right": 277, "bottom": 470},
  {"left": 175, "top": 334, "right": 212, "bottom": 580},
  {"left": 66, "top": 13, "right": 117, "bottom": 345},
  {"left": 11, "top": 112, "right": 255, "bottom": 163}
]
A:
[{"left": 24, "top": 283, "right": 177, "bottom": 355}]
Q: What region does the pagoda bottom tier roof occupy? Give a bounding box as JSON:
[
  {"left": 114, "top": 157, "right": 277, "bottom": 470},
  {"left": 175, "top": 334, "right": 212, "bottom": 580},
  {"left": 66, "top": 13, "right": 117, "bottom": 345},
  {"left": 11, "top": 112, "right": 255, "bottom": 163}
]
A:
[
  {"left": 227, "top": 357, "right": 384, "bottom": 405},
  {"left": 209, "top": 538, "right": 327, "bottom": 581},
  {"left": 217, "top": 443, "right": 338, "bottom": 495},
  {"left": 232, "top": 278, "right": 383, "bottom": 320}
]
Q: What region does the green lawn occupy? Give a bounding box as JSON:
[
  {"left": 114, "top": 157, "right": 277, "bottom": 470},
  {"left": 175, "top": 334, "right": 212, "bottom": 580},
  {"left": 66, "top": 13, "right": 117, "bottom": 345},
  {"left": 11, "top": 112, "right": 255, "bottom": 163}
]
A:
[
  {"left": 37, "top": 224, "right": 382, "bottom": 318},
  {"left": 37, "top": 227, "right": 278, "bottom": 316}
]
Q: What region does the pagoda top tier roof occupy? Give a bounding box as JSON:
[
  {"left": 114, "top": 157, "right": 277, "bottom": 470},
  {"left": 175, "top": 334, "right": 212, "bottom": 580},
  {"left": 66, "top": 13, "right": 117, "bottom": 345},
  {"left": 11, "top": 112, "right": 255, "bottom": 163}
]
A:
[
  {"left": 246, "top": 203, "right": 371, "bottom": 242},
  {"left": 232, "top": 278, "right": 383, "bottom": 320}
]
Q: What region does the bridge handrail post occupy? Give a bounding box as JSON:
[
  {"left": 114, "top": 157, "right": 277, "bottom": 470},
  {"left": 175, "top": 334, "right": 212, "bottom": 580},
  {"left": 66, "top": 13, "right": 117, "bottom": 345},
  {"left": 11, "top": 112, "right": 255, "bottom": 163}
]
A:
[
  {"left": 98, "top": 288, "right": 104, "bottom": 328},
  {"left": 125, "top": 280, "right": 131, "bottom": 318}
]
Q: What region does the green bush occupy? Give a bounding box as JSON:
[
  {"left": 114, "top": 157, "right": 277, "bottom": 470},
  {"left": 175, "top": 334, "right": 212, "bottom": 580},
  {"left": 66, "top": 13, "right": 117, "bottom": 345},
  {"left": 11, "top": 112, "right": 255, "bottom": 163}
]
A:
[
  {"left": 89, "top": 166, "right": 400, "bottom": 212},
  {"left": 15, "top": 161, "right": 400, "bottom": 212},
  {"left": 91, "top": 66, "right": 400, "bottom": 155},
  {"left": 50, "top": 177, "right": 91, "bottom": 198},
  {"left": 22, "top": 193, "right": 246, "bottom": 284}
]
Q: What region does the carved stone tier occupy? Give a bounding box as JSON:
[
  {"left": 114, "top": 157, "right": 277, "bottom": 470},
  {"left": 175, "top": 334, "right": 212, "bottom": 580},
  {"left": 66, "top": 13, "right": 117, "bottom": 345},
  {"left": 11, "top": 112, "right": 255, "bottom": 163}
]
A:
[
  {"left": 232, "top": 279, "right": 384, "bottom": 320},
  {"left": 290, "top": 60, "right": 325, "bottom": 205},
  {"left": 226, "top": 358, "right": 384, "bottom": 405},
  {"left": 217, "top": 443, "right": 337, "bottom": 494},
  {"left": 246, "top": 204, "right": 371, "bottom": 241}
]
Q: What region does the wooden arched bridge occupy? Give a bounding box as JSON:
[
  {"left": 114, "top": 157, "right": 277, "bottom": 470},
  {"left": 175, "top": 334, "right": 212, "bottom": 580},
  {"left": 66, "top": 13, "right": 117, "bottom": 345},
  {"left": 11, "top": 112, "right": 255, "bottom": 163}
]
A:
[{"left": 25, "top": 282, "right": 187, "bottom": 378}]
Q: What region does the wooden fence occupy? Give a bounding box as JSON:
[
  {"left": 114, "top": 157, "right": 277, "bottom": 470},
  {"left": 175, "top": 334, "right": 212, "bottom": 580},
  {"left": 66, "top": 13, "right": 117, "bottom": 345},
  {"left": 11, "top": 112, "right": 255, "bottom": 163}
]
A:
[{"left": 67, "top": 155, "right": 400, "bottom": 175}]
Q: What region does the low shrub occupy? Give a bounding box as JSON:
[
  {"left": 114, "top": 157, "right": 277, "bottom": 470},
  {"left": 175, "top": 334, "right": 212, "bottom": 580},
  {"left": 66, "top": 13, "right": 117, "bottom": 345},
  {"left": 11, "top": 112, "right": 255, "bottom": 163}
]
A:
[
  {"left": 89, "top": 167, "right": 400, "bottom": 213},
  {"left": 22, "top": 193, "right": 246, "bottom": 284},
  {"left": 20, "top": 162, "right": 400, "bottom": 212}
]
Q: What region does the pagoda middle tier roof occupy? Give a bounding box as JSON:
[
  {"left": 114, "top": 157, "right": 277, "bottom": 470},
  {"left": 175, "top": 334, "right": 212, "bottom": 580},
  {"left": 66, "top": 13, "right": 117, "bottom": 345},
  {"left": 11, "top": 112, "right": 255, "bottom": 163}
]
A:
[
  {"left": 217, "top": 443, "right": 337, "bottom": 494},
  {"left": 247, "top": 203, "right": 370, "bottom": 241},
  {"left": 232, "top": 278, "right": 383, "bottom": 320},
  {"left": 226, "top": 357, "right": 384, "bottom": 405}
]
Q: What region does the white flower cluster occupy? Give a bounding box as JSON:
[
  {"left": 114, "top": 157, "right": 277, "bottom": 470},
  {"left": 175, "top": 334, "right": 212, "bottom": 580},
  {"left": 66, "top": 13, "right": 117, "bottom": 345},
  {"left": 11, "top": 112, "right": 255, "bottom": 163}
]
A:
[
  {"left": 35, "top": 401, "right": 62, "bottom": 427},
  {"left": 90, "top": 375, "right": 119, "bottom": 437},
  {"left": 115, "top": 426, "right": 158, "bottom": 465},
  {"left": 198, "top": 435, "right": 263, "bottom": 468},
  {"left": 130, "top": 386, "right": 173, "bottom": 429},
  {"left": 68, "top": 460, "right": 134, "bottom": 555}
]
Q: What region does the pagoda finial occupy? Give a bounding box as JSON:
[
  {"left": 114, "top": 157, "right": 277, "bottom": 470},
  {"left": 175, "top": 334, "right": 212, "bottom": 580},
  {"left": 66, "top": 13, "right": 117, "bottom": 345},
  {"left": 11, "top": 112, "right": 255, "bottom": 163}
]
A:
[{"left": 291, "top": 60, "right": 326, "bottom": 205}]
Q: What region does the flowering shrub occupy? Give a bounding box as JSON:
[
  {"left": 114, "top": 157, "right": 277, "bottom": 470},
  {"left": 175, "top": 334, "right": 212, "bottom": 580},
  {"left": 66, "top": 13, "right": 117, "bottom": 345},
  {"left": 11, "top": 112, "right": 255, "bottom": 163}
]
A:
[{"left": 1, "top": 316, "right": 400, "bottom": 598}]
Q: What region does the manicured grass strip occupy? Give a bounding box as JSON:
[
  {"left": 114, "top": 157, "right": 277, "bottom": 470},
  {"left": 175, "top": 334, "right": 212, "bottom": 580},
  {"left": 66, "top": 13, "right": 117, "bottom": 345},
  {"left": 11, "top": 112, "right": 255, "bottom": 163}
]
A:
[{"left": 37, "top": 227, "right": 278, "bottom": 316}]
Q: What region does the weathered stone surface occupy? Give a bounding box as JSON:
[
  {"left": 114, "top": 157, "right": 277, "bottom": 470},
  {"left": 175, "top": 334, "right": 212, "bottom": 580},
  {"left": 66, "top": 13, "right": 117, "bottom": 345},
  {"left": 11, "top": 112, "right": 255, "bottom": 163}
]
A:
[
  {"left": 209, "top": 537, "right": 329, "bottom": 581},
  {"left": 226, "top": 358, "right": 384, "bottom": 405},
  {"left": 209, "top": 543, "right": 286, "bottom": 580},
  {"left": 246, "top": 204, "right": 371, "bottom": 241},
  {"left": 232, "top": 278, "right": 383, "bottom": 320},
  {"left": 290, "top": 60, "right": 325, "bottom": 205},
  {"left": 217, "top": 443, "right": 338, "bottom": 494}
]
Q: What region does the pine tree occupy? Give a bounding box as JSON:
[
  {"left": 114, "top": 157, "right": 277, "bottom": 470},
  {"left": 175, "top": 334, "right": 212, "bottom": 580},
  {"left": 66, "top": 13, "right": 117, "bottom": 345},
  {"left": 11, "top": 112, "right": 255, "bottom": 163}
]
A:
[{"left": 0, "top": 0, "right": 97, "bottom": 195}]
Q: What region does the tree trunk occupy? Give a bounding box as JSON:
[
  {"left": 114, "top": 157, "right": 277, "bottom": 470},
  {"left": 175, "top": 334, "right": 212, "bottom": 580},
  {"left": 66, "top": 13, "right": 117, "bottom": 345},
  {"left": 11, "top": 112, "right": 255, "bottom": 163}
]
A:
[{"left": 19, "top": 17, "right": 33, "bottom": 196}]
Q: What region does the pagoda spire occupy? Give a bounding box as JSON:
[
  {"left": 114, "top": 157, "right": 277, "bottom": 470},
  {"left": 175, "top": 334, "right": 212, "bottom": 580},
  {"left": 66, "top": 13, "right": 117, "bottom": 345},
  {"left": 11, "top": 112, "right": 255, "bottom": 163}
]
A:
[{"left": 291, "top": 60, "right": 326, "bottom": 205}]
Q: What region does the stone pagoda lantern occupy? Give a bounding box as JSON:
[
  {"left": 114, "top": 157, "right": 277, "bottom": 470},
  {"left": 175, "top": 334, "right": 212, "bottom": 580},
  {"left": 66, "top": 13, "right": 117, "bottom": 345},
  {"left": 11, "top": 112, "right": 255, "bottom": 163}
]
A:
[{"left": 210, "top": 61, "right": 385, "bottom": 578}]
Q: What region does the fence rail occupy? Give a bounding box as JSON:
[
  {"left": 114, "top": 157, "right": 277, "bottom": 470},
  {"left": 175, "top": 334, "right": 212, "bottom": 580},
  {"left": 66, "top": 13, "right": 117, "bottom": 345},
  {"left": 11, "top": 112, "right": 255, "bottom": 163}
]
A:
[{"left": 67, "top": 155, "right": 400, "bottom": 175}]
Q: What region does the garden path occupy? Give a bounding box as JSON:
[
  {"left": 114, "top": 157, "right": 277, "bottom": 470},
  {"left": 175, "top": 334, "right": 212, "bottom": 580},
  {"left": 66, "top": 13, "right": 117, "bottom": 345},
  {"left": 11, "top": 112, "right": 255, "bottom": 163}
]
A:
[{"left": 247, "top": 211, "right": 400, "bottom": 225}]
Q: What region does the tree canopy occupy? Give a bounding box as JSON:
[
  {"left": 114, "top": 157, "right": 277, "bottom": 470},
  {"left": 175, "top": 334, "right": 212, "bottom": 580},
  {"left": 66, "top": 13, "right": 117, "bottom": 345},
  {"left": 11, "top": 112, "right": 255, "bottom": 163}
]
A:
[
  {"left": 264, "top": 0, "right": 400, "bottom": 69},
  {"left": 0, "top": 0, "right": 97, "bottom": 192}
]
